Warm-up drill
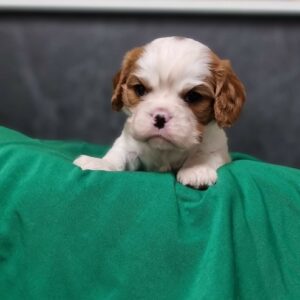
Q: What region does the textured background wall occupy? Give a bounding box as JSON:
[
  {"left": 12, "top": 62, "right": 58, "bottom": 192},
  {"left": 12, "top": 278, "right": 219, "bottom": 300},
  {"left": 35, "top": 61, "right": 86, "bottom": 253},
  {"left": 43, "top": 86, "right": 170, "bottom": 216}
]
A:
[{"left": 0, "top": 13, "right": 299, "bottom": 167}]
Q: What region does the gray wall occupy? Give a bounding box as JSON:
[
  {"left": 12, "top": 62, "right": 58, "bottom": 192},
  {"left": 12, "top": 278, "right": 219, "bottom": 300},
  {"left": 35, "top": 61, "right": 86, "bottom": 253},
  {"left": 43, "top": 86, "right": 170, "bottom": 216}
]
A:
[{"left": 0, "top": 13, "right": 300, "bottom": 167}]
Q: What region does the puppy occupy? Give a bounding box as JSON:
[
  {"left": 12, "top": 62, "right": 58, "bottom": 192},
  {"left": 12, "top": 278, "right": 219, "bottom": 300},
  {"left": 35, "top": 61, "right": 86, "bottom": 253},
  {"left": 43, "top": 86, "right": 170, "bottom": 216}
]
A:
[{"left": 74, "top": 37, "right": 245, "bottom": 189}]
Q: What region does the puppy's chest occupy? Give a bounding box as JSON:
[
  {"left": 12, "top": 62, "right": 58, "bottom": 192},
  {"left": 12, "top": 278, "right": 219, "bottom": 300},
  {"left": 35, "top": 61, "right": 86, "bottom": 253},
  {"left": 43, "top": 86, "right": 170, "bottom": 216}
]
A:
[{"left": 138, "top": 148, "right": 187, "bottom": 172}]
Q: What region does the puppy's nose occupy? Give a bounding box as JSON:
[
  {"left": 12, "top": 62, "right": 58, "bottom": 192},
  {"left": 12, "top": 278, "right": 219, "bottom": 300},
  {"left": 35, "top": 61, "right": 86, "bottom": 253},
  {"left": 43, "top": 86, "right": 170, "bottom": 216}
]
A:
[
  {"left": 154, "top": 114, "right": 166, "bottom": 129},
  {"left": 152, "top": 110, "right": 171, "bottom": 129}
]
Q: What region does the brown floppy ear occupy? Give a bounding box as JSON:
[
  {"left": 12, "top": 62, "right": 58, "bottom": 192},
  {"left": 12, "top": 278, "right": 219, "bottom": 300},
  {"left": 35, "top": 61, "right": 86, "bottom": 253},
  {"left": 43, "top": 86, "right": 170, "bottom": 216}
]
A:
[
  {"left": 111, "top": 70, "right": 122, "bottom": 111},
  {"left": 111, "top": 47, "right": 143, "bottom": 111},
  {"left": 212, "top": 59, "right": 246, "bottom": 127}
]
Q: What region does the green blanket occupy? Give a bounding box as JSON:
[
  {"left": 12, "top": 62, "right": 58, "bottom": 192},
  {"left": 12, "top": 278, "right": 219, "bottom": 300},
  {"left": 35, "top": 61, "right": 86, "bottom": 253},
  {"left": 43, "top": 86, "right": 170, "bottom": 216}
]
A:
[{"left": 0, "top": 126, "right": 300, "bottom": 300}]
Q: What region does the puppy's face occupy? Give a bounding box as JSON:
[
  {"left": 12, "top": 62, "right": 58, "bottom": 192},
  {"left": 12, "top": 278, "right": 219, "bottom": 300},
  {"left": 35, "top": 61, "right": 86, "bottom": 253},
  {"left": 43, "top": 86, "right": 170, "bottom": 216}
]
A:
[{"left": 112, "top": 37, "right": 245, "bottom": 151}]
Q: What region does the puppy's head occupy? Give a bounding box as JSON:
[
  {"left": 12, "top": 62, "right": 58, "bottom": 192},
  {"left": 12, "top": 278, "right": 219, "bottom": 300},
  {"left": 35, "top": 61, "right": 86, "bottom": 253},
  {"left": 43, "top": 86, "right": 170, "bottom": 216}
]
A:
[{"left": 112, "top": 37, "right": 245, "bottom": 150}]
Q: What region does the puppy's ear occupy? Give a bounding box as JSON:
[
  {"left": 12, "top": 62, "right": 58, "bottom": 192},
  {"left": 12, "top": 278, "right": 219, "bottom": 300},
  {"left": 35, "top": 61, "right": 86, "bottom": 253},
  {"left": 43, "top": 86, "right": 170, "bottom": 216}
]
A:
[
  {"left": 212, "top": 59, "right": 246, "bottom": 127},
  {"left": 111, "top": 47, "right": 143, "bottom": 111},
  {"left": 111, "top": 70, "right": 122, "bottom": 111}
]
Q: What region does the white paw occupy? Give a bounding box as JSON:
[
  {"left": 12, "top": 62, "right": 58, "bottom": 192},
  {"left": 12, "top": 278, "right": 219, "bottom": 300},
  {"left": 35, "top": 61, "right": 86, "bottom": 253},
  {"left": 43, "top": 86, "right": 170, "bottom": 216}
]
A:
[
  {"left": 73, "top": 155, "right": 115, "bottom": 171},
  {"left": 177, "top": 165, "right": 217, "bottom": 189}
]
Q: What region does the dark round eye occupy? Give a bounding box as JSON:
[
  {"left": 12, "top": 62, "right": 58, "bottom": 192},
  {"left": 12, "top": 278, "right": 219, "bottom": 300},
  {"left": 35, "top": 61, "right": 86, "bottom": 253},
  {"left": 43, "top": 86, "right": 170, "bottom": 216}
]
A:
[
  {"left": 134, "top": 84, "right": 147, "bottom": 97},
  {"left": 184, "top": 90, "right": 203, "bottom": 103}
]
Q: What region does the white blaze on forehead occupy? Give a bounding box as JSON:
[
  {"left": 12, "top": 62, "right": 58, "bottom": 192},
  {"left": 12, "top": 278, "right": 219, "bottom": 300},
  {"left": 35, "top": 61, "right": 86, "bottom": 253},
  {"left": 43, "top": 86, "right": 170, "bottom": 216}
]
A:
[{"left": 135, "top": 37, "right": 212, "bottom": 91}]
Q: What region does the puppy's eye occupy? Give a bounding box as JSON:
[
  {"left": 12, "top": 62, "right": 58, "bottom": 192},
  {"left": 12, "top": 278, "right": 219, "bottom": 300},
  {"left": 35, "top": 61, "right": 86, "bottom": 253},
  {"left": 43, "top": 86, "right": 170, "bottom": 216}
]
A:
[
  {"left": 184, "top": 90, "right": 203, "bottom": 103},
  {"left": 134, "top": 84, "right": 147, "bottom": 97}
]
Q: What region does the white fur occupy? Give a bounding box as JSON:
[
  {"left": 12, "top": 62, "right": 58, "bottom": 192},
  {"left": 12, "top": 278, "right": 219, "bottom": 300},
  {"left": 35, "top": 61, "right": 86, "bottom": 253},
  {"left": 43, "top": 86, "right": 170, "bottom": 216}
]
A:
[{"left": 74, "top": 37, "right": 231, "bottom": 188}]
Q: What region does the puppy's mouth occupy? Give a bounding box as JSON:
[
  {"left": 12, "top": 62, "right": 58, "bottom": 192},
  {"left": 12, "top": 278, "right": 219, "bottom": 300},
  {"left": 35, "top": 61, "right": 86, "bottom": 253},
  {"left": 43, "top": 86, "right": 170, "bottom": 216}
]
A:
[
  {"left": 147, "top": 134, "right": 172, "bottom": 143},
  {"left": 145, "top": 134, "right": 178, "bottom": 150}
]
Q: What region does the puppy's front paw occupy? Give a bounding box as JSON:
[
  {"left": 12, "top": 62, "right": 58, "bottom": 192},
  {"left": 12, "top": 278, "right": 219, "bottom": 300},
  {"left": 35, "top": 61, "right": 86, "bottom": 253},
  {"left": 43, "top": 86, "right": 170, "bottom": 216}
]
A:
[
  {"left": 73, "top": 155, "right": 115, "bottom": 171},
  {"left": 177, "top": 165, "right": 217, "bottom": 189}
]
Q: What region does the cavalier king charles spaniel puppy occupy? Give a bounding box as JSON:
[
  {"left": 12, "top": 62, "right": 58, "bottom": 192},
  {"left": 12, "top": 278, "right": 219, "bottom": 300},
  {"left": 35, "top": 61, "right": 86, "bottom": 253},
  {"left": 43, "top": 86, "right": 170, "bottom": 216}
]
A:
[{"left": 74, "top": 37, "right": 245, "bottom": 189}]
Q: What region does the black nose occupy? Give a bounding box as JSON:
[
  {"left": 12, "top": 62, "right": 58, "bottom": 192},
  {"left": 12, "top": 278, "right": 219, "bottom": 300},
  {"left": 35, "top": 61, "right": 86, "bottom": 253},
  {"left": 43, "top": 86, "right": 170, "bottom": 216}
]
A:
[{"left": 154, "top": 115, "right": 166, "bottom": 129}]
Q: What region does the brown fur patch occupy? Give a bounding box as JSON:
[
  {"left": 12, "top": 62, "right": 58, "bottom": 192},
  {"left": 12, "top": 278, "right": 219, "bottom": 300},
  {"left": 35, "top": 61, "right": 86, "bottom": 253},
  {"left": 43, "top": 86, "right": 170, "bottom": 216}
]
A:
[
  {"left": 122, "top": 75, "right": 152, "bottom": 108},
  {"left": 208, "top": 52, "right": 246, "bottom": 127},
  {"left": 184, "top": 84, "right": 215, "bottom": 126},
  {"left": 111, "top": 47, "right": 144, "bottom": 111},
  {"left": 189, "top": 98, "right": 215, "bottom": 125}
]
